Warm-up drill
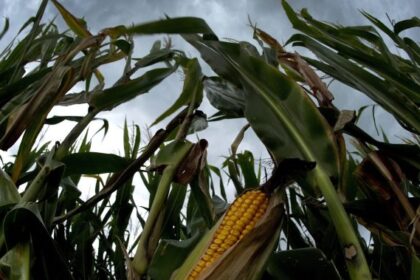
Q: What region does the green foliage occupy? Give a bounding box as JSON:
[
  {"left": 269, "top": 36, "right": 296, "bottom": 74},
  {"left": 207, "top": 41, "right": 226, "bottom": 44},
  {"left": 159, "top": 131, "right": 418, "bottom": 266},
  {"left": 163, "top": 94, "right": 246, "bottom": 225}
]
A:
[
  {"left": 0, "top": 243, "right": 30, "bottom": 280},
  {"left": 0, "top": 1, "right": 419, "bottom": 279},
  {"left": 282, "top": 0, "right": 420, "bottom": 133},
  {"left": 151, "top": 58, "right": 203, "bottom": 126},
  {"left": 266, "top": 248, "right": 341, "bottom": 279}
]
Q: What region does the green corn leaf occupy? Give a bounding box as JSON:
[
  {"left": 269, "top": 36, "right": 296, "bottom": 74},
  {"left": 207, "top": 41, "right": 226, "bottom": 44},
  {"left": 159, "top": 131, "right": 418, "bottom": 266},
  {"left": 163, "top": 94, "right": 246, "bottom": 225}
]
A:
[
  {"left": 133, "top": 140, "right": 193, "bottom": 275},
  {"left": 290, "top": 34, "right": 420, "bottom": 133},
  {"left": 149, "top": 233, "right": 201, "bottom": 280},
  {"left": 90, "top": 67, "right": 175, "bottom": 110},
  {"left": 189, "top": 167, "right": 216, "bottom": 228},
  {"left": 0, "top": 68, "right": 51, "bottom": 106},
  {"left": 123, "top": 119, "right": 131, "bottom": 159},
  {"left": 394, "top": 17, "right": 420, "bottom": 34},
  {"left": 7, "top": 67, "right": 74, "bottom": 181},
  {"left": 0, "top": 242, "right": 30, "bottom": 280},
  {"left": 1, "top": 66, "right": 73, "bottom": 150},
  {"left": 112, "top": 39, "right": 132, "bottom": 55},
  {"left": 237, "top": 151, "right": 260, "bottom": 189},
  {"left": 282, "top": 1, "right": 420, "bottom": 134},
  {"left": 0, "top": 18, "right": 9, "bottom": 41},
  {"left": 62, "top": 152, "right": 132, "bottom": 176},
  {"left": 208, "top": 165, "right": 227, "bottom": 201},
  {"left": 134, "top": 48, "right": 178, "bottom": 68},
  {"left": 234, "top": 45, "right": 340, "bottom": 175},
  {"left": 203, "top": 76, "right": 245, "bottom": 120},
  {"left": 164, "top": 111, "right": 208, "bottom": 141},
  {"left": 5, "top": 0, "right": 48, "bottom": 84},
  {"left": 162, "top": 183, "right": 188, "bottom": 240},
  {"left": 151, "top": 58, "right": 203, "bottom": 126},
  {"left": 266, "top": 248, "right": 341, "bottom": 280},
  {"left": 51, "top": 0, "right": 91, "bottom": 37},
  {"left": 127, "top": 17, "right": 214, "bottom": 35},
  {"left": 184, "top": 30, "right": 371, "bottom": 279},
  {"left": 0, "top": 170, "right": 20, "bottom": 207},
  {"left": 132, "top": 124, "right": 141, "bottom": 159},
  {"left": 411, "top": 254, "right": 420, "bottom": 280},
  {"left": 3, "top": 203, "right": 72, "bottom": 279}
]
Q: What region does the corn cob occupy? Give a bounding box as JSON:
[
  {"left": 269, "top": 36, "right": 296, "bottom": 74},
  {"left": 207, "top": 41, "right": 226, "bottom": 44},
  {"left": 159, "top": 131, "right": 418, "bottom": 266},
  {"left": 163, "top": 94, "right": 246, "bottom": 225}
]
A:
[{"left": 187, "top": 189, "right": 269, "bottom": 280}]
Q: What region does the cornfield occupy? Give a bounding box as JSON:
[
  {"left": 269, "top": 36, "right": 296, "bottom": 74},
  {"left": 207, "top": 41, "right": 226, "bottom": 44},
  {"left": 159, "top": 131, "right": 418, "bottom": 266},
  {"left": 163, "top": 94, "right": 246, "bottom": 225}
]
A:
[{"left": 0, "top": 0, "right": 419, "bottom": 279}]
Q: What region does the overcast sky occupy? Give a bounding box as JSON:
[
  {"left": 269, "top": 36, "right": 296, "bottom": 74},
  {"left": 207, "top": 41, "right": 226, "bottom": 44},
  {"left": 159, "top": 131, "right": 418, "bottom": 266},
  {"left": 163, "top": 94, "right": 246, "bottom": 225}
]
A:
[{"left": 0, "top": 0, "right": 418, "bottom": 200}]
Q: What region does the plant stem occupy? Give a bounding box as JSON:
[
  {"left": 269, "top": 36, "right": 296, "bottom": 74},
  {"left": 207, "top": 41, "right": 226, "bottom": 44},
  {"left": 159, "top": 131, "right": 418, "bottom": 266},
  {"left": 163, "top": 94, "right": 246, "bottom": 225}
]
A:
[
  {"left": 313, "top": 166, "right": 371, "bottom": 280},
  {"left": 132, "top": 165, "right": 176, "bottom": 274},
  {"left": 21, "top": 165, "right": 50, "bottom": 203},
  {"left": 132, "top": 142, "right": 192, "bottom": 276},
  {"left": 53, "top": 108, "right": 188, "bottom": 224}
]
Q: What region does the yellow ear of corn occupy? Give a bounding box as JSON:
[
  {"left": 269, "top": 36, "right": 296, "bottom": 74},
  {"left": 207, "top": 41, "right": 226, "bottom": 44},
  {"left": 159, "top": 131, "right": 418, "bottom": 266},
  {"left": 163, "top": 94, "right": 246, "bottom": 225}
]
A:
[{"left": 187, "top": 189, "right": 269, "bottom": 280}]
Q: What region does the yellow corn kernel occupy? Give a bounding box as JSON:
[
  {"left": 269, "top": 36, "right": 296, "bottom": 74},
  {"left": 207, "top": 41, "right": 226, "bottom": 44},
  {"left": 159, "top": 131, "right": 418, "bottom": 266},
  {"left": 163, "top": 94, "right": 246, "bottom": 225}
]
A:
[
  {"left": 234, "top": 220, "right": 245, "bottom": 228},
  {"left": 216, "top": 247, "right": 225, "bottom": 253},
  {"left": 225, "top": 220, "right": 234, "bottom": 226},
  {"left": 225, "top": 238, "right": 236, "bottom": 246},
  {"left": 197, "top": 260, "right": 206, "bottom": 267},
  {"left": 244, "top": 198, "right": 252, "bottom": 204},
  {"left": 216, "top": 233, "right": 227, "bottom": 241},
  {"left": 220, "top": 243, "right": 230, "bottom": 250},
  {"left": 230, "top": 229, "right": 241, "bottom": 237},
  {"left": 193, "top": 266, "right": 202, "bottom": 273},
  {"left": 214, "top": 238, "right": 222, "bottom": 245},
  {"left": 188, "top": 189, "right": 269, "bottom": 279},
  {"left": 205, "top": 248, "right": 215, "bottom": 255},
  {"left": 202, "top": 254, "right": 211, "bottom": 262},
  {"left": 245, "top": 224, "right": 254, "bottom": 231},
  {"left": 213, "top": 252, "right": 221, "bottom": 258}
]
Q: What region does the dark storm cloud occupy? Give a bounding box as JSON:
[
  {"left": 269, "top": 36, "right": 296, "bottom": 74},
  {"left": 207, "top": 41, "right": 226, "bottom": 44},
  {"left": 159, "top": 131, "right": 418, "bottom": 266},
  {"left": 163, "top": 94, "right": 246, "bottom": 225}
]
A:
[
  {"left": 36, "top": 0, "right": 253, "bottom": 42},
  {"left": 246, "top": 0, "right": 420, "bottom": 48},
  {"left": 0, "top": 0, "right": 416, "bottom": 161},
  {"left": 248, "top": 0, "right": 420, "bottom": 24}
]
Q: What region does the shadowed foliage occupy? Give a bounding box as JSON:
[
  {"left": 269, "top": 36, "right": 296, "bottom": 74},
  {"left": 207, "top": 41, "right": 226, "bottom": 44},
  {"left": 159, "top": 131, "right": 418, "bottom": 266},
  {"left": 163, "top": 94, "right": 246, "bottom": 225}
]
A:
[{"left": 0, "top": 1, "right": 419, "bottom": 279}]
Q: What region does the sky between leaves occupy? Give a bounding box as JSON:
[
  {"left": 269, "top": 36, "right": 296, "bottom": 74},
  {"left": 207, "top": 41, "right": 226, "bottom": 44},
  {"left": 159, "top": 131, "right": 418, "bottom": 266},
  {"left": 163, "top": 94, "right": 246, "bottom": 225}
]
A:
[{"left": 0, "top": 0, "right": 418, "bottom": 200}]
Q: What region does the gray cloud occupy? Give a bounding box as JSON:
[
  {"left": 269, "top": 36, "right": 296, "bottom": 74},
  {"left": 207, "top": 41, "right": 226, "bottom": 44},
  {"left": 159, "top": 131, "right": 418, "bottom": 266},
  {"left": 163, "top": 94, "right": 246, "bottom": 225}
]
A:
[{"left": 0, "top": 0, "right": 416, "bottom": 168}]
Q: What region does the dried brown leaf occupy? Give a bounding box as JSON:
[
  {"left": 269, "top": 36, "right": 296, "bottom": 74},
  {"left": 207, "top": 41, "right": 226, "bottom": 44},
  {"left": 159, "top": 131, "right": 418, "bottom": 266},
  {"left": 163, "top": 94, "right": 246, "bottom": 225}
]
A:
[
  {"left": 255, "top": 28, "right": 334, "bottom": 106},
  {"left": 175, "top": 139, "right": 208, "bottom": 184}
]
